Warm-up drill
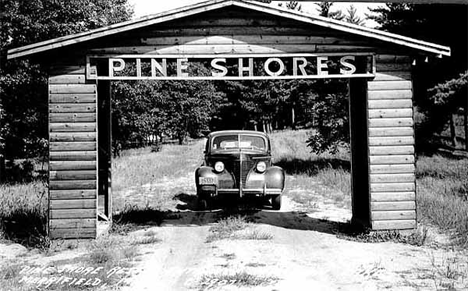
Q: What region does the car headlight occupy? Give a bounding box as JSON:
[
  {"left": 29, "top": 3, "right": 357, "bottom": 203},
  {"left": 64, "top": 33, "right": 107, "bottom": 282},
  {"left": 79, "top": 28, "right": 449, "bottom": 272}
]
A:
[
  {"left": 214, "top": 161, "right": 225, "bottom": 173},
  {"left": 256, "top": 161, "right": 267, "bottom": 173}
]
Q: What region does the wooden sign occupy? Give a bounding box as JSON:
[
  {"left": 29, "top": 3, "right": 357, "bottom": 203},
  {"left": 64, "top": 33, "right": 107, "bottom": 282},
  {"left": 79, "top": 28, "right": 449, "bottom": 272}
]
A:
[{"left": 86, "top": 53, "right": 374, "bottom": 81}]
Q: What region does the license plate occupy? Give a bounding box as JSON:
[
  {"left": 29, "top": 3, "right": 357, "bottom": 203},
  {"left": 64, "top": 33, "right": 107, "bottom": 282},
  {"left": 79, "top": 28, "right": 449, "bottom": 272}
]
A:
[{"left": 199, "top": 177, "right": 217, "bottom": 185}]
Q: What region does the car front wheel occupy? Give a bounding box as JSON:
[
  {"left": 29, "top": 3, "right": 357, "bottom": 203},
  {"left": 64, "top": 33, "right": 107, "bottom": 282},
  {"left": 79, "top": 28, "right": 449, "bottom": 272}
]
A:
[{"left": 271, "top": 195, "right": 281, "bottom": 210}]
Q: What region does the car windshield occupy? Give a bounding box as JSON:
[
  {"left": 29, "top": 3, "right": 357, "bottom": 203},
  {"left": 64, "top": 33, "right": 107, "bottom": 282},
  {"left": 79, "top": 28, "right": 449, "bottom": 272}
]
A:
[{"left": 212, "top": 134, "right": 266, "bottom": 151}]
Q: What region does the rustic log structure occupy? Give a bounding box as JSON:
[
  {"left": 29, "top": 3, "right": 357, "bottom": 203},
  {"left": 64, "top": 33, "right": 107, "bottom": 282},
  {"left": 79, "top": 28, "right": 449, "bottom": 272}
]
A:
[{"left": 7, "top": 0, "right": 450, "bottom": 239}]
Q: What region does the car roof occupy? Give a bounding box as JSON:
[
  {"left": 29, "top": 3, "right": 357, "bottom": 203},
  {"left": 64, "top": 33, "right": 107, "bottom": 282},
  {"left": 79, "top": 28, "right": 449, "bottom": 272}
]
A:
[{"left": 208, "top": 130, "right": 268, "bottom": 138}]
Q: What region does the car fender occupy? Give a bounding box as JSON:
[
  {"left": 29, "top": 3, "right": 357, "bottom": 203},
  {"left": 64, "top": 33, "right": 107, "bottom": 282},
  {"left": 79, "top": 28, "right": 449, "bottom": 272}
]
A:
[
  {"left": 265, "top": 166, "right": 285, "bottom": 190},
  {"left": 195, "top": 166, "right": 217, "bottom": 185}
]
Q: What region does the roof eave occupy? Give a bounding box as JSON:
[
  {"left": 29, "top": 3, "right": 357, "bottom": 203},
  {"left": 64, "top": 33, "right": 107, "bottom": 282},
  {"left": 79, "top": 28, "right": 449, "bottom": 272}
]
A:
[
  {"left": 7, "top": 0, "right": 451, "bottom": 60},
  {"left": 7, "top": 0, "right": 231, "bottom": 60}
]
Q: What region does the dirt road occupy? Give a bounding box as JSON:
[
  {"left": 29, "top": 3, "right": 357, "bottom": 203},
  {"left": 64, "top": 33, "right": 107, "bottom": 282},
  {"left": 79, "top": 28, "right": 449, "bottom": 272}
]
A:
[{"left": 119, "top": 173, "right": 468, "bottom": 291}]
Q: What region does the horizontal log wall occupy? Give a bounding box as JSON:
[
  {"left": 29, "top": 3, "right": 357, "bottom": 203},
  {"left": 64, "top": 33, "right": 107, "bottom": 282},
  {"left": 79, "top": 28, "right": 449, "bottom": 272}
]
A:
[
  {"left": 49, "top": 63, "right": 97, "bottom": 239},
  {"left": 368, "top": 54, "right": 416, "bottom": 230}
]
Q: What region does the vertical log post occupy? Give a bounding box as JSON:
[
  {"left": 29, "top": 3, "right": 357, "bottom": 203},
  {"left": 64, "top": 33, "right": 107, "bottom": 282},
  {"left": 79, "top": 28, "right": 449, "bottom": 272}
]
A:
[{"left": 349, "top": 78, "right": 371, "bottom": 228}]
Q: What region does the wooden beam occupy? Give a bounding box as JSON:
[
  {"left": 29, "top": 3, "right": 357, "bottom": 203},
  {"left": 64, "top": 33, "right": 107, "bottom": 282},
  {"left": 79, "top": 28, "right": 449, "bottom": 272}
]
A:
[
  {"left": 369, "top": 118, "right": 414, "bottom": 128},
  {"left": 370, "top": 173, "right": 415, "bottom": 183},
  {"left": 50, "top": 228, "right": 96, "bottom": 239},
  {"left": 49, "top": 180, "right": 97, "bottom": 191},
  {"left": 49, "top": 199, "right": 96, "bottom": 209},
  {"left": 371, "top": 192, "right": 416, "bottom": 202},
  {"left": 372, "top": 220, "right": 416, "bottom": 230},
  {"left": 370, "top": 164, "right": 415, "bottom": 174},
  {"left": 50, "top": 161, "right": 96, "bottom": 171},
  {"left": 50, "top": 209, "right": 96, "bottom": 219},
  {"left": 369, "top": 146, "right": 414, "bottom": 155},
  {"left": 371, "top": 183, "right": 416, "bottom": 193},
  {"left": 49, "top": 113, "right": 96, "bottom": 123},
  {"left": 50, "top": 219, "right": 95, "bottom": 229},
  {"left": 371, "top": 201, "right": 416, "bottom": 211},
  {"left": 372, "top": 211, "right": 416, "bottom": 221},
  {"left": 50, "top": 190, "right": 96, "bottom": 200}
]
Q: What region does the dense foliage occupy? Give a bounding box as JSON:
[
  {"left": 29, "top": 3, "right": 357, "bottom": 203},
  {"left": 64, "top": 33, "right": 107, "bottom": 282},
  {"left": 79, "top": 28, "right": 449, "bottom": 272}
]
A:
[
  {"left": 368, "top": 4, "right": 468, "bottom": 150},
  {"left": 112, "top": 64, "right": 224, "bottom": 147},
  {"left": 2, "top": 1, "right": 467, "bottom": 170},
  {"left": 0, "top": 0, "right": 133, "bottom": 162}
]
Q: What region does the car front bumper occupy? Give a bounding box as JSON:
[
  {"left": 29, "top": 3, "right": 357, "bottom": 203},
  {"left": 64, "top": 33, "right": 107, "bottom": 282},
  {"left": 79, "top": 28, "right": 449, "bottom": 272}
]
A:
[{"left": 198, "top": 185, "right": 282, "bottom": 197}]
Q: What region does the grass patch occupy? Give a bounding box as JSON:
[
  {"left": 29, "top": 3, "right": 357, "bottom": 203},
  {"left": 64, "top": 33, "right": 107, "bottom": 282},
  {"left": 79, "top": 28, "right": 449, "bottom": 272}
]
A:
[
  {"left": 417, "top": 155, "right": 468, "bottom": 247},
  {"left": 131, "top": 235, "right": 161, "bottom": 245},
  {"left": 111, "top": 205, "right": 165, "bottom": 235},
  {"left": 429, "top": 253, "right": 468, "bottom": 290},
  {"left": 337, "top": 226, "right": 429, "bottom": 246},
  {"left": 206, "top": 216, "right": 273, "bottom": 242},
  {"left": 87, "top": 236, "right": 138, "bottom": 264},
  {"left": 234, "top": 229, "right": 273, "bottom": 241},
  {"left": 206, "top": 216, "right": 248, "bottom": 242},
  {"left": 198, "top": 271, "right": 279, "bottom": 290},
  {"left": 0, "top": 181, "right": 49, "bottom": 248}
]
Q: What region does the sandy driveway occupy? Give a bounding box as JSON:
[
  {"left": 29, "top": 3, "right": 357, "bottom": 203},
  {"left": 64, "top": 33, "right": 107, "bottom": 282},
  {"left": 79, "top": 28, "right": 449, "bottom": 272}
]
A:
[
  {"left": 2, "top": 156, "right": 466, "bottom": 291},
  {"left": 119, "top": 173, "right": 468, "bottom": 291}
]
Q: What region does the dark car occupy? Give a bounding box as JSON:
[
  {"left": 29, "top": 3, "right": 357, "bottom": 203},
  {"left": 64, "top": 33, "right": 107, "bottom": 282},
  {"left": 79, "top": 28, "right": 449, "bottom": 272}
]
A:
[{"left": 195, "top": 130, "right": 285, "bottom": 210}]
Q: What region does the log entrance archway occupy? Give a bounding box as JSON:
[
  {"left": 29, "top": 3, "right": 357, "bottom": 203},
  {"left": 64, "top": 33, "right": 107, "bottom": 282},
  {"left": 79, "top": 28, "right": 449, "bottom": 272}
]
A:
[{"left": 7, "top": 0, "right": 450, "bottom": 239}]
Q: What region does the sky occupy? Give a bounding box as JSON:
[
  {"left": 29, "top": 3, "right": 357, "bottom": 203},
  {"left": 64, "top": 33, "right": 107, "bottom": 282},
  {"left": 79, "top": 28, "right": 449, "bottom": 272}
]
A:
[{"left": 128, "top": 0, "right": 384, "bottom": 27}]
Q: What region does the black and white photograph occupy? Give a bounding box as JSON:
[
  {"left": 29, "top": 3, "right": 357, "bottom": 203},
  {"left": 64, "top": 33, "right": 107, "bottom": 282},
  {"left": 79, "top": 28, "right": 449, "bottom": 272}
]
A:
[{"left": 1, "top": 0, "right": 467, "bottom": 290}]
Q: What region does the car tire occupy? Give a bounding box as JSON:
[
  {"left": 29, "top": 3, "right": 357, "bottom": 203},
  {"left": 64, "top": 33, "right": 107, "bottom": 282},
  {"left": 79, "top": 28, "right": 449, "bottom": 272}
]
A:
[{"left": 271, "top": 195, "right": 281, "bottom": 210}]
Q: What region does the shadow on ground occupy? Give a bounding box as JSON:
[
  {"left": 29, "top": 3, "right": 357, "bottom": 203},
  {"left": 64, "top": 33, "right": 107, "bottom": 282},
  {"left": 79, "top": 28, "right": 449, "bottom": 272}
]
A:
[{"left": 111, "top": 192, "right": 364, "bottom": 239}]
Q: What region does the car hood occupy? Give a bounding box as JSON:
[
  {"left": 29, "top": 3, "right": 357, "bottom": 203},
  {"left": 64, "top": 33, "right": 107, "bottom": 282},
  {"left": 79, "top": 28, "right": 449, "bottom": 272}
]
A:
[{"left": 207, "top": 151, "right": 270, "bottom": 161}]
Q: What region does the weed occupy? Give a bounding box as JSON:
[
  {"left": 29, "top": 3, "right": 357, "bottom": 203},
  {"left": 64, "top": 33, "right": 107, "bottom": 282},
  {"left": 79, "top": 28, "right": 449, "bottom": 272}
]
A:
[
  {"left": 220, "top": 253, "right": 236, "bottom": 260},
  {"left": 337, "top": 226, "right": 429, "bottom": 246},
  {"left": 87, "top": 236, "right": 135, "bottom": 264},
  {"left": 206, "top": 216, "right": 248, "bottom": 242},
  {"left": 0, "top": 181, "right": 49, "bottom": 248},
  {"left": 206, "top": 216, "right": 273, "bottom": 242},
  {"left": 234, "top": 229, "right": 273, "bottom": 241},
  {"left": 417, "top": 155, "right": 468, "bottom": 247},
  {"left": 429, "top": 252, "right": 468, "bottom": 290},
  {"left": 131, "top": 235, "right": 161, "bottom": 245},
  {"left": 111, "top": 205, "right": 165, "bottom": 235}
]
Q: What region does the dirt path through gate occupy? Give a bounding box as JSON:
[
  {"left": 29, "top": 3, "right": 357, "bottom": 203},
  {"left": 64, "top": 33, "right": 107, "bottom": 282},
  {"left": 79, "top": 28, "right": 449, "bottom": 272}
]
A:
[{"left": 118, "top": 172, "right": 468, "bottom": 291}]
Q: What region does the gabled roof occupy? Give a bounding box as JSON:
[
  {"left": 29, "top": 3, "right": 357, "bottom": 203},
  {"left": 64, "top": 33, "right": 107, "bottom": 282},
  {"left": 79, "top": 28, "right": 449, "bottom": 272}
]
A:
[{"left": 7, "top": 0, "right": 451, "bottom": 60}]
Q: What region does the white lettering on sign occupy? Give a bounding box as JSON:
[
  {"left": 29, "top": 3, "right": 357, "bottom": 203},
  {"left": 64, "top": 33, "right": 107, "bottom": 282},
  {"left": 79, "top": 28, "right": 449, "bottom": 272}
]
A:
[
  {"left": 265, "top": 58, "right": 285, "bottom": 77},
  {"left": 238, "top": 58, "right": 254, "bottom": 77},
  {"left": 293, "top": 57, "right": 308, "bottom": 76},
  {"left": 109, "top": 59, "right": 125, "bottom": 77},
  {"left": 88, "top": 54, "right": 374, "bottom": 80},
  {"left": 211, "top": 58, "right": 228, "bottom": 77},
  {"left": 340, "top": 56, "right": 357, "bottom": 74},
  {"left": 151, "top": 58, "right": 167, "bottom": 77},
  {"left": 317, "top": 56, "right": 328, "bottom": 76},
  {"left": 177, "top": 58, "right": 189, "bottom": 77}
]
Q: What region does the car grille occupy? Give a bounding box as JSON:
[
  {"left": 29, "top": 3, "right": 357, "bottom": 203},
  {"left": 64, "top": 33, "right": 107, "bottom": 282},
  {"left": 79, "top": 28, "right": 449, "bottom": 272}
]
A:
[{"left": 232, "top": 160, "right": 255, "bottom": 188}]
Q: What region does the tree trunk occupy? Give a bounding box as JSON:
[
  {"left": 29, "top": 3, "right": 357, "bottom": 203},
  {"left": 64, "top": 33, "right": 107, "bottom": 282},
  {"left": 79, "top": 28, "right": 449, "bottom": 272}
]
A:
[
  {"left": 450, "top": 113, "right": 458, "bottom": 148},
  {"left": 291, "top": 106, "right": 296, "bottom": 130},
  {"left": 0, "top": 154, "right": 5, "bottom": 183},
  {"left": 465, "top": 97, "right": 468, "bottom": 151}
]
